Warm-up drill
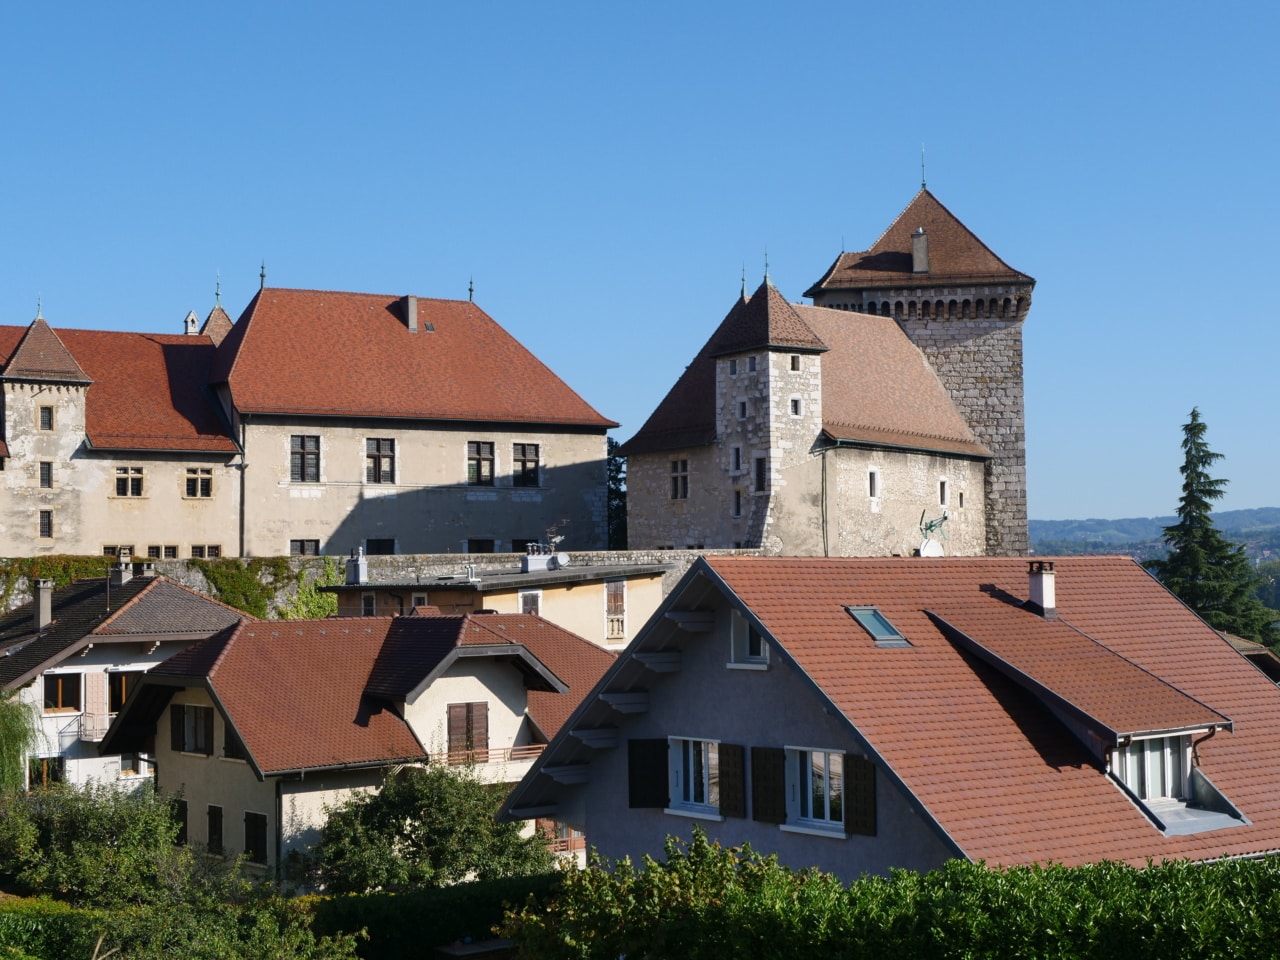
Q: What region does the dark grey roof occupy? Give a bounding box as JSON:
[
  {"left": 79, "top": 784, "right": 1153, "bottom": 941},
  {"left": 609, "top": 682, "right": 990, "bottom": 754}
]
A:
[{"left": 95, "top": 579, "right": 244, "bottom": 635}]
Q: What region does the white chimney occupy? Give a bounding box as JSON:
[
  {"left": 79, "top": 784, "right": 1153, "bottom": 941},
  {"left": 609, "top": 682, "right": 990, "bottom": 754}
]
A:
[
  {"left": 404, "top": 295, "right": 418, "bottom": 333},
  {"left": 35, "top": 579, "right": 54, "bottom": 631},
  {"left": 1027, "top": 560, "right": 1057, "bottom": 619},
  {"left": 345, "top": 548, "right": 368, "bottom": 585},
  {"left": 109, "top": 561, "right": 132, "bottom": 587},
  {"left": 912, "top": 227, "right": 929, "bottom": 274}
]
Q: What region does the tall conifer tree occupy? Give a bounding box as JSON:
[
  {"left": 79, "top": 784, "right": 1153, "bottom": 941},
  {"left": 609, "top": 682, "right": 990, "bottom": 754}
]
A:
[{"left": 1149, "top": 408, "right": 1278, "bottom": 645}]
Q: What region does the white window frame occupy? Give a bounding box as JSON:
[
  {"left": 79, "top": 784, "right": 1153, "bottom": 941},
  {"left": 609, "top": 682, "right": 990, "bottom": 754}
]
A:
[
  {"left": 411, "top": 593, "right": 429, "bottom": 608},
  {"left": 938, "top": 477, "right": 949, "bottom": 508},
  {"left": 519, "top": 589, "right": 542, "bottom": 617},
  {"left": 728, "top": 609, "right": 768, "bottom": 669},
  {"left": 1112, "top": 734, "right": 1190, "bottom": 802},
  {"left": 782, "top": 746, "right": 846, "bottom": 837},
  {"left": 789, "top": 396, "right": 803, "bottom": 418},
  {"left": 868, "top": 467, "right": 881, "bottom": 514},
  {"left": 666, "top": 736, "right": 722, "bottom": 820}
]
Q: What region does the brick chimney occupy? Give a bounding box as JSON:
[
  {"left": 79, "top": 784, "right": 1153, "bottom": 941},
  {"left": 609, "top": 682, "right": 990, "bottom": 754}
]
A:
[
  {"left": 1027, "top": 560, "right": 1057, "bottom": 619},
  {"left": 911, "top": 227, "right": 929, "bottom": 274},
  {"left": 34, "top": 579, "right": 54, "bottom": 631}
]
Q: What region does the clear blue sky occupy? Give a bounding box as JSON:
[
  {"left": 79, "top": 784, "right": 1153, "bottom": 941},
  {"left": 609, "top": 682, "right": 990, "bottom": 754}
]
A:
[{"left": 2, "top": 2, "right": 1275, "bottom": 521}]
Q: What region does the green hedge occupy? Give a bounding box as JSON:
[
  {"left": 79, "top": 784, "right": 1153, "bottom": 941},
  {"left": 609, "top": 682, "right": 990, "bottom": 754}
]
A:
[
  {"left": 311, "top": 873, "right": 561, "bottom": 960},
  {"left": 0, "top": 898, "right": 106, "bottom": 960},
  {"left": 500, "top": 831, "right": 1280, "bottom": 960}
]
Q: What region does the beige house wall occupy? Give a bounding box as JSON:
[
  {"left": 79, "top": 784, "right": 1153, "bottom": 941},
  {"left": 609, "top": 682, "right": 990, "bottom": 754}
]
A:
[
  {"left": 239, "top": 417, "right": 607, "bottom": 557},
  {"left": 1, "top": 382, "right": 238, "bottom": 557}
]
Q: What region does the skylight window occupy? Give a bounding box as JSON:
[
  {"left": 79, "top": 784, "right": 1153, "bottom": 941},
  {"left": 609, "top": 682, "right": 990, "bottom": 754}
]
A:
[{"left": 846, "top": 607, "right": 910, "bottom": 647}]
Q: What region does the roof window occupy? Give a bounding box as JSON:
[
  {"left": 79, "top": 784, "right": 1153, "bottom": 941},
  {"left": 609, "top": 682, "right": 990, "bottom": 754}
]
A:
[{"left": 847, "top": 607, "right": 910, "bottom": 647}]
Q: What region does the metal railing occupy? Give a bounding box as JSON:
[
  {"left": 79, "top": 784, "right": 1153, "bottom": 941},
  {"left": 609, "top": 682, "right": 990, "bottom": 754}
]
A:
[{"left": 429, "top": 743, "right": 546, "bottom": 766}]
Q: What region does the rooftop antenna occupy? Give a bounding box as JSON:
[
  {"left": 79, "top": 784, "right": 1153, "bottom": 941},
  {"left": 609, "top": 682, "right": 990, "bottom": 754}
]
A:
[
  {"left": 468, "top": 276, "right": 474, "bottom": 302},
  {"left": 259, "top": 260, "right": 266, "bottom": 290},
  {"left": 921, "top": 143, "right": 927, "bottom": 190}
]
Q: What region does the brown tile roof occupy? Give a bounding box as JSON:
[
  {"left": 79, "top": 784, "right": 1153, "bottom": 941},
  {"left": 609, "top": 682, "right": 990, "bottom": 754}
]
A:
[
  {"left": 1, "top": 318, "right": 91, "bottom": 382},
  {"left": 805, "top": 189, "right": 1034, "bottom": 296},
  {"left": 795, "top": 306, "right": 988, "bottom": 457},
  {"left": 212, "top": 288, "right": 615, "bottom": 428},
  {"left": 0, "top": 325, "right": 237, "bottom": 453},
  {"left": 0, "top": 575, "right": 246, "bottom": 689},
  {"left": 703, "top": 555, "right": 1280, "bottom": 867},
  {"left": 200, "top": 304, "right": 234, "bottom": 346},
  {"left": 619, "top": 286, "right": 985, "bottom": 458},
  {"left": 154, "top": 617, "right": 427, "bottom": 775}
]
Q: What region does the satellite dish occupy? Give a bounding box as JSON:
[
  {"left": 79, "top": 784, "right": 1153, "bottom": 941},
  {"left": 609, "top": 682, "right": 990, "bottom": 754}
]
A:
[
  {"left": 919, "top": 538, "right": 945, "bottom": 558},
  {"left": 554, "top": 552, "right": 571, "bottom": 569}
]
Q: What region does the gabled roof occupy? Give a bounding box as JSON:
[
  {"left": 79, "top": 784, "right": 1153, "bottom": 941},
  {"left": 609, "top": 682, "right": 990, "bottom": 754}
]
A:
[
  {"left": 109, "top": 612, "right": 612, "bottom": 778},
  {"left": 619, "top": 285, "right": 986, "bottom": 458},
  {"left": 509, "top": 555, "right": 1280, "bottom": 867},
  {"left": 0, "top": 575, "right": 246, "bottom": 689},
  {"left": 211, "top": 288, "right": 616, "bottom": 428},
  {"left": 0, "top": 325, "right": 238, "bottom": 453},
  {"left": 805, "top": 189, "right": 1034, "bottom": 296},
  {"left": 1, "top": 318, "right": 91, "bottom": 383}
]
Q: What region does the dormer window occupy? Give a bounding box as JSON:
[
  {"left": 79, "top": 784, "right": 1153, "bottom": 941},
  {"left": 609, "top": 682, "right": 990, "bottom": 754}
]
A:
[
  {"left": 847, "top": 607, "right": 910, "bottom": 647},
  {"left": 729, "top": 609, "right": 768, "bottom": 667},
  {"left": 1114, "top": 735, "right": 1187, "bottom": 802}
]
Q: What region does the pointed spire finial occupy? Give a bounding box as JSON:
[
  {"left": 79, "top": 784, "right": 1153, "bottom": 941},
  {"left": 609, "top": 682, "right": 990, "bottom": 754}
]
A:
[
  {"left": 215, "top": 270, "right": 222, "bottom": 306},
  {"left": 259, "top": 260, "right": 266, "bottom": 290},
  {"left": 764, "top": 249, "right": 770, "bottom": 286},
  {"left": 921, "top": 143, "right": 927, "bottom": 190},
  {"left": 35, "top": 296, "right": 43, "bottom": 321},
  {"left": 740, "top": 265, "right": 747, "bottom": 299},
  {"left": 468, "top": 276, "right": 474, "bottom": 302}
]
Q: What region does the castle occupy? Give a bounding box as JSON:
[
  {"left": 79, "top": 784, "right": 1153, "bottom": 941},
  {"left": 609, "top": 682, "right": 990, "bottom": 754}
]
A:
[{"left": 620, "top": 189, "right": 1034, "bottom": 556}]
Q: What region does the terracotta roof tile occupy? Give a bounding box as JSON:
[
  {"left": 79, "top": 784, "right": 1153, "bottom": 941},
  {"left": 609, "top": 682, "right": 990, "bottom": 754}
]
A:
[
  {"left": 620, "top": 291, "right": 984, "bottom": 458},
  {"left": 704, "top": 555, "right": 1280, "bottom": 866},
  {"left": 200, "top": 304, "right": 234, "bottom": 346},
  {"left": 806, "top": 189, "right": 1033, "bottom": 295},
  {"left": 1, "top": 318, "right": 91, "bottom": 382},
  {"left": 213, "top": 288, "right": 615, "bottom": 427}
]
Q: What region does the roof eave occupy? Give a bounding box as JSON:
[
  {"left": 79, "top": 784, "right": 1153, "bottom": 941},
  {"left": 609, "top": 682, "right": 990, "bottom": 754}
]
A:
[{"left": 820, "top": 431, "right": 992, "bottom": 461}]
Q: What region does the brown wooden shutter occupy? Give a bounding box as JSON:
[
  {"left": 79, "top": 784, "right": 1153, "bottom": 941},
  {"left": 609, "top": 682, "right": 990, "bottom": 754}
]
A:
[
  {"left": 447, "top": 703, "right": 468, "bottom": 759},
  {"left": 472, "top": 702, "right": 489, "bottom": 759},
  {"left": 201, "top": 707, "right": 214, "bottom": 756},
  {"left": 718, "top": 743, "right": 746, "bottom": 819},
  {"left": 628, "top": 738, "right": 669, "bottom": 808},
  {"left": 84, "top": 672, "right": 107, "bottom": 726},
  {"left": 845, "top": 754, "right": 876, "bottom": 836},
  {"left": 751, "top": 746, "right": 787, "bottom": 824},
  {"left": 170, "top": 704, "right": 184, "bottom": 752}
]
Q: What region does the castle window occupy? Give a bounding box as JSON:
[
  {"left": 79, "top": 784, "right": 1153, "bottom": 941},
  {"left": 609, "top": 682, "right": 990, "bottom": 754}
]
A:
[
  {"left": 467, "top": 441, "right": 494, "bottom": 485},
  {"left": 670, "top": 459, "right": 689, "bottom": 500},
  {"left": 790, "top": 355, "right": 800, "bottom": 371},
  {"left": 939, "top": 479, "right": 949, "bottom": 508},
  {"left": 39, "top": 511, "right": 53, "bottom": 538},
  {"left": 39, "top": 461, "right": 52, "bottom": 488},
  {"left": 731, "top": 446, "right": 742, "bottom": 473},
  {"left": 958, "top": 491, "right": 965, "bottom": 509},
  {"left": 790, "top": 398, "right": 802, "bottom": 417},
  {"left": 728, "top": 358, "right": 738, "bottom": 376},
  {"left": 732, "top": 489, "right": 742, "bottom": 518},
  {"left": 754, "top": 457, "right": 768, "bottom": 493},
  {"left": 366, "top": 439, "right": 396, "bottom": 484},
  {"left": 39, "top": 406, "right": 53, "bottom": 430},
  {"left": 512, "top": 443, "right": 540, "bottom": 487},
  {"left": 737, "top": 400, "right": 747, "bottom": 420},
  {"left": 115, "top": 467, "right": 144, "bottom": 497},
  {"left": 290, "top": 435, "right": 320, "bottom": 483},
  {"left": 747, "top": 356, "right": 757, "bottom": 373},
  {"left": 185, "top": 468, "right": 213, "bottom": 498},
  {"left": 868, "top": 469, "right": 879, "bottom": 500}
]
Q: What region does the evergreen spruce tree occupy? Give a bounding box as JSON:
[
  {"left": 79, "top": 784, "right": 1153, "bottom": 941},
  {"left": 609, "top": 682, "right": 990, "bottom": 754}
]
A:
[{"left": 1149, "top": 408, "right": 1279, "bottom": 646}]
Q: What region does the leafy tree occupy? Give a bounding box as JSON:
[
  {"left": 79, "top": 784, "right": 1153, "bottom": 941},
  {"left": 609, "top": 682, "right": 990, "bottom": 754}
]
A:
[
  {"left": 1256, "top": 559, "right": 1280, "bottom": 612},
  {"left": 1148, "top": 408, "right": 1279, "bottom": 645},
  {"left": 607, "top": 437, "right": 627, "bottom": 550},
  {"left": 307, "top": 765, "right": 555, "bottom": 894},
  {"left": 0, "top": 689, "right": 38, "bottom": 795}
]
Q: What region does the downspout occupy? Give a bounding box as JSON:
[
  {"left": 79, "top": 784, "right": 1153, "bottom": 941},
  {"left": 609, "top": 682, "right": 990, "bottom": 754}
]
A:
[
  {"left": 238, "top": 417, "right": 248, "bottom": 558},
  {"left": 1192, "top": 726, "right": 1218, "bottom": 766},
  {"left": 820, "top": 447, "right": 830, "bottom": 557},
  {"left": 275, "top": 778, "right": 283, "bottom": 882}
]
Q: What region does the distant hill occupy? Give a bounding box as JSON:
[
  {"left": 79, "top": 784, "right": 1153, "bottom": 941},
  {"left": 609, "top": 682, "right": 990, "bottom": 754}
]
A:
[{"left": 1030, "top": 508, "right": 1280, "bottom": 563}]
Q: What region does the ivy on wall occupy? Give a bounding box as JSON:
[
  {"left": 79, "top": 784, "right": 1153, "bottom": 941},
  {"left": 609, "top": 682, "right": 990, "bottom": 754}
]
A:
[
  {"left": 0, "top": 555, "right": 116, "bottom": 612},
  {"left": 277, "top": 557, "right": 342, "bottom": 620},
  {"left": 187, "top": 557, "right": 293, "bottom": 619}
]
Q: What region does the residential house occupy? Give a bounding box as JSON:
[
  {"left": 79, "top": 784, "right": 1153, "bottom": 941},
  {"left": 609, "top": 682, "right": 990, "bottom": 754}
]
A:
[
  {"left": 621, "top": 190, "right": 1033, "bottom": 557},
  {"left": 1, "top": 288, "right": 615, "bottom": 558},
  {"left": 503, "top": 555, "right": 1280, "bottom": 879},
  {"left": 325, "top": 550, "right": 673, "bottom": 649},
  {"left": 102, "top": 610, "right": 614, "bottom": 872},
  {"left": 0, "top": 563, "right": 245, "bottom": 787}
]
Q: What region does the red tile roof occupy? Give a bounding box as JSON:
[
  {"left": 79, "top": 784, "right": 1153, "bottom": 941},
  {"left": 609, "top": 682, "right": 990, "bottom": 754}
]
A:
[
  {"left": 806, "top": 189, "right": 1033, "bottom": 296},
  {"left": 619, "top": 285, "right": 985, "bottom": 458},
  {"left": 0, "top": 324, "right": 237, "bottom": 453},
  {"left": 213, "top": 288, "right": 615, "bottom": 427},
  {"left": 200, "top": 304, "right": 234, "bottom": 346},
  {"left": 1, "top": 318, "right": 91, "bottom": 382},
  {"left": 704, "top": 555, "right": 1280, "bottom": 866}
]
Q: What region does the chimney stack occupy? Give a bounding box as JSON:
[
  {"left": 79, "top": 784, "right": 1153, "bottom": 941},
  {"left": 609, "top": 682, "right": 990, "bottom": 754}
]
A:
[
  {"left": 404, "top": 295, "right": 418, "bottom": 333},
  {"left": 346, "top": 547, "right": 368, "bottom": 585},
  {"left": 34, "top": 579, "right": 54, "bottom": 631},
  {"left": 1027, "top": 560, "right": 1057, "bottom": 619},
  {"left": 911, "top": 227, "right": 929, "bottom": 274},
  {"left": 109, "top": 561, "right": 132, "bottom": 587}
]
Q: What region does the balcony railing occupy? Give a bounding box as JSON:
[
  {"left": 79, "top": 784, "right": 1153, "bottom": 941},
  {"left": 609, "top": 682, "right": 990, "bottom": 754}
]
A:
[
  {"left": 429, "top": 744, "right": 546, "bottom": 767},
  {"left": 606, "top": 616, "right": 626, "bottom": 641}
]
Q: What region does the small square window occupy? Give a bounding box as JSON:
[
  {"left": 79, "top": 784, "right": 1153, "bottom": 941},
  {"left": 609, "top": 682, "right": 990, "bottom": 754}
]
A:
[
  {"left": 163, "top": 545, "right": 178, "bottom": 559},
  {"left": 847, "top": 606, "right": 910, "bottom": 647},
  {"left": 290, "top": 539, "right": 320, "bottom": 556},
  {"left": 39, "top": 406, "right": 53, "bottom": 430},
  {"left": 790, "top": 355, "right": 800, "bottom": 371},
  {"left": 519, "top": 590, "right": 541, "bottom": 616},
  {"left": 790, "top": 398, "right": 802, "bottom": 417}
]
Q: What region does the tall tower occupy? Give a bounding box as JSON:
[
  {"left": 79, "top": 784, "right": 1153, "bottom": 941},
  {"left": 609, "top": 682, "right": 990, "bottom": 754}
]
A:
[{"left": 805, "top": 189, "right": 1035, "bottom": 555}]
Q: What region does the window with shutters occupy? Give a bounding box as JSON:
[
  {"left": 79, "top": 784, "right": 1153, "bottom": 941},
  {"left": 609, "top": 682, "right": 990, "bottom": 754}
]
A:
[
  {"left": 207, "top": 805, "right": 224, "bottom": 854},
  {"left": 43, "top": 673, "right": 81, "bottom": 713},
  {"left": 447, "top": 702, "right": 489, "bottom": 763},
  {"left": 244, "top": 811, "right": 268, "bottom": 864},
  {"left": 169, "top": 704, "right": 214, "bottom": 755},
  {"left": 605, "top": 579, "right": 626, "bottom": 641},
  {"left": 768, "top": 747, "right": 875, "bottom": 838},
  {"left": 665, "top": 738, "right": 744, "bottom": 820},
  {"left": 519, "top": 589, "right": 541, "bottom": 616},
  {"left": 224, "top": 724, "right": 249, "bottom": 761}
]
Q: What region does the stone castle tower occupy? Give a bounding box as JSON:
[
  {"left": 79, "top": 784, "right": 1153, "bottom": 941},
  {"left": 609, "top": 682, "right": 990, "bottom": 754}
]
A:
[{"left": 805, "top": 189, "right": 1034, "bottom": 555}]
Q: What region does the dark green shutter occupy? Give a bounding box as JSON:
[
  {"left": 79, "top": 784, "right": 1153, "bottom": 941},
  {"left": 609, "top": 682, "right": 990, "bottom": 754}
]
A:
[
  {"left": 718, "top": 743, "right": 746, "bottom": 818},
  {"left": 202, "top": 707, "right": 214, "bottom": 756},
  {"left": 628, "top": 738, "right": 669, "bottom": 808},
  {"left": 845, "top": 754, "right": 876, "bottom": 836},
  {"left": 751, "top": 746, "right": 787, "bottom": 824}
]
